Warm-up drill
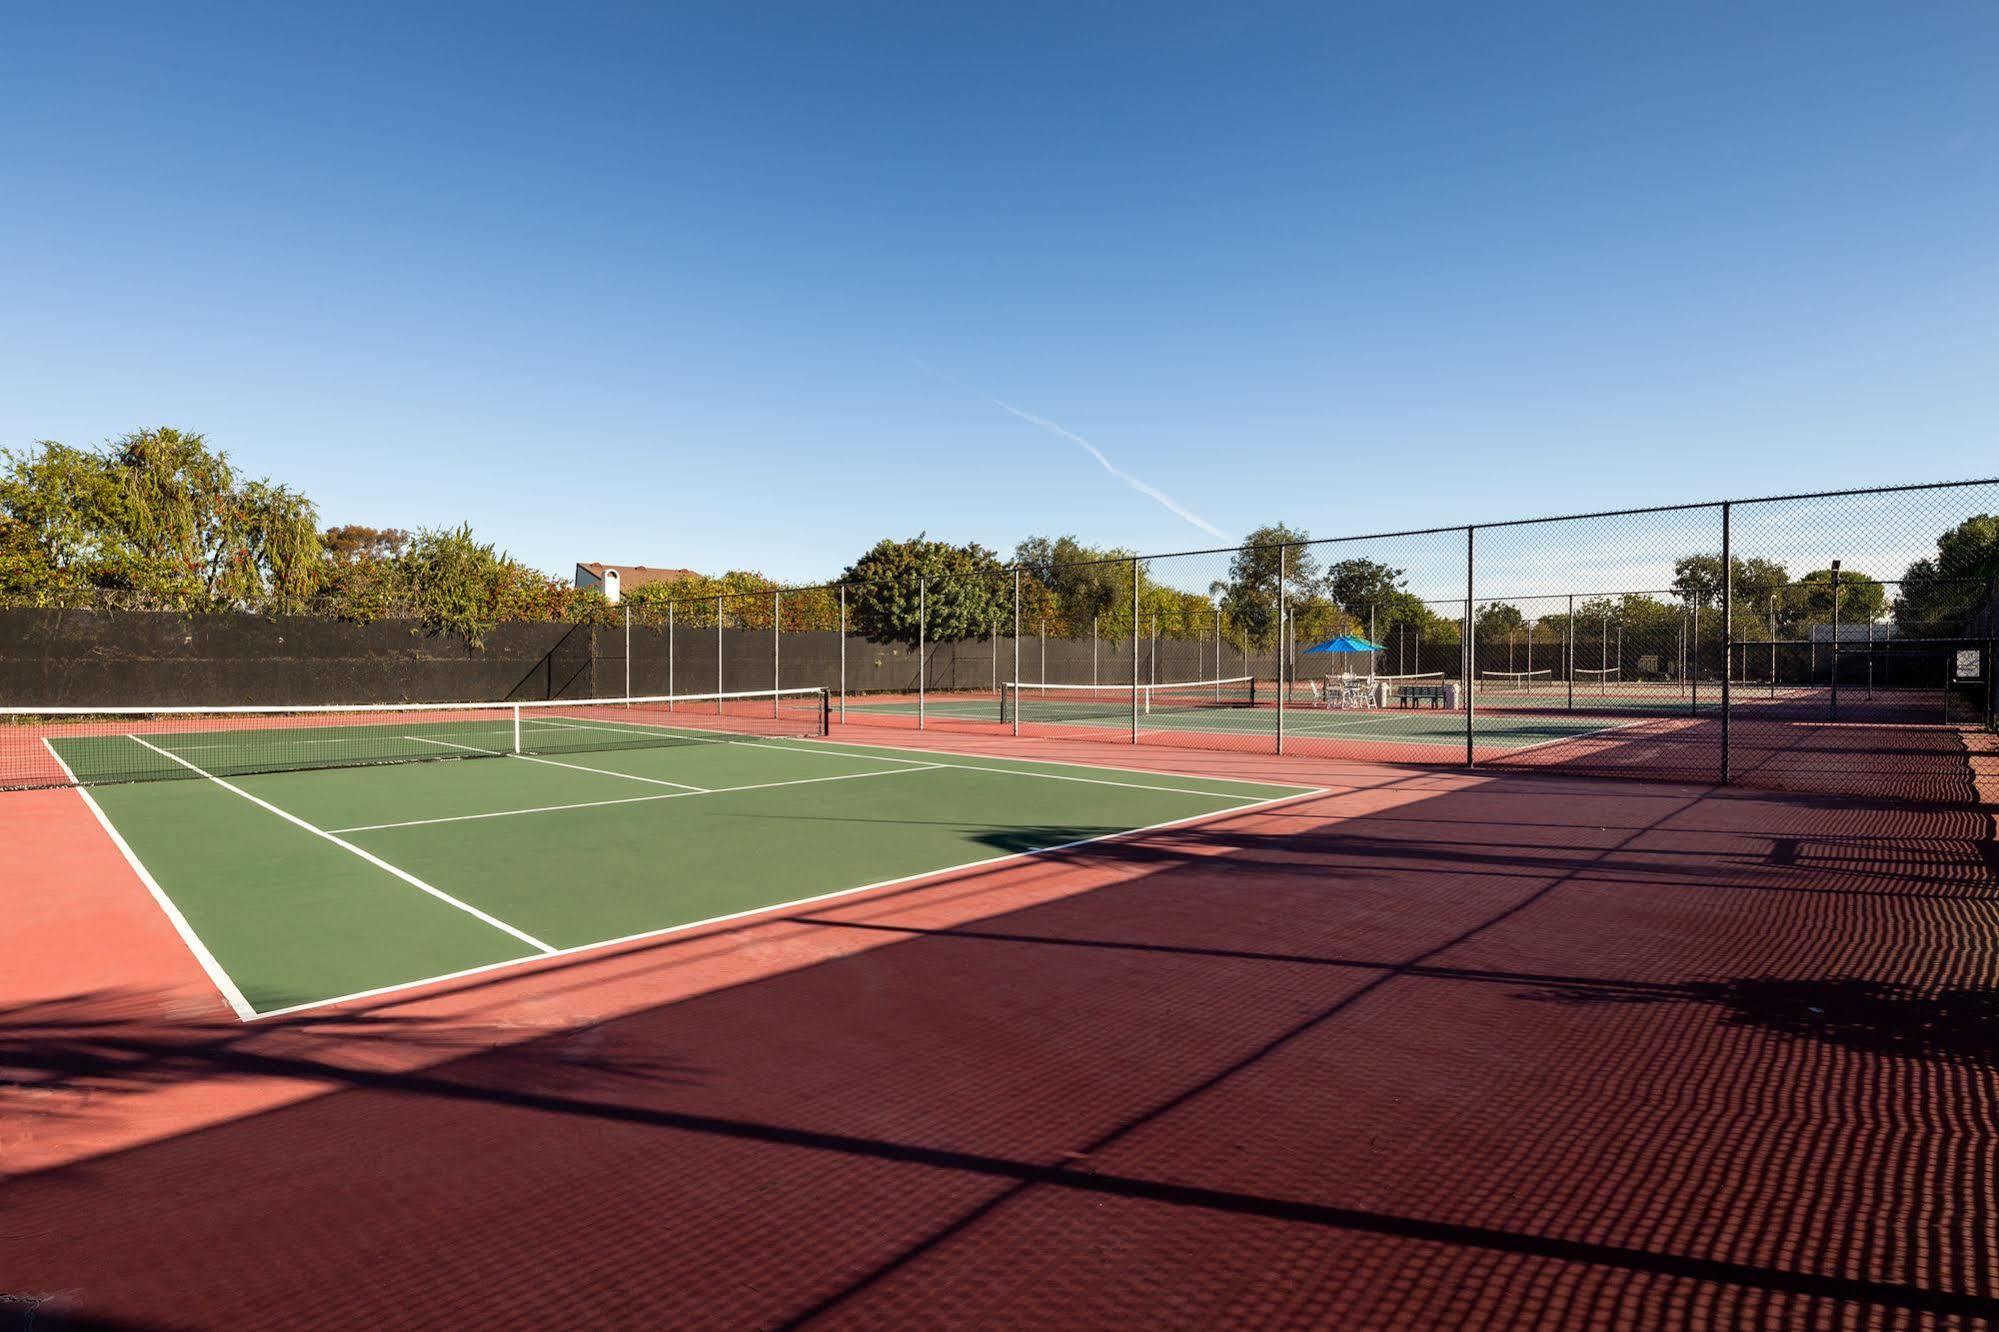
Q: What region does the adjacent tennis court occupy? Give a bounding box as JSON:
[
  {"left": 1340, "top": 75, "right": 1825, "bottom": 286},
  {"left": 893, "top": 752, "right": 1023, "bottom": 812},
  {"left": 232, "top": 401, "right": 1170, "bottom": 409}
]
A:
[{"left": 41, "top": 697, "right": 1314, "bottom": 1019}]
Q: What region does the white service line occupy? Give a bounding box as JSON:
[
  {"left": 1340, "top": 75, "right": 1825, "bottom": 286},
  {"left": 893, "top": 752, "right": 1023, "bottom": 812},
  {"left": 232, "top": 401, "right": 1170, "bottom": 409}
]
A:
[
  {"left": 329, "top": 762, "right": 947, "bottom": 833},
  {"left": 407, "top": 735, "right": 709, "bottom": 791},
  {"left": 43, "top": 738, "right": 259, "bottom": 1021},
  {"left": 124, "top": 734, "right": 556, "bottom": 955}
]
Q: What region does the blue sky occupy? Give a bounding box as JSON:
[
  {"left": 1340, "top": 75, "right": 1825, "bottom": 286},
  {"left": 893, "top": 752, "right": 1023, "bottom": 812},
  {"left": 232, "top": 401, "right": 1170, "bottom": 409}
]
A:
[{"left": 3, "top": 1, "right": 1995, "bottom": 586}]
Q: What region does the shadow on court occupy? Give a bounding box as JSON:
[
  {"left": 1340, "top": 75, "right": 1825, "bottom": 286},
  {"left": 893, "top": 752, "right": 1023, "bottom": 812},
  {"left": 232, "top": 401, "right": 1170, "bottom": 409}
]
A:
[{"left": 3, "top": 773, "right": 1997, "bottom": 1329}]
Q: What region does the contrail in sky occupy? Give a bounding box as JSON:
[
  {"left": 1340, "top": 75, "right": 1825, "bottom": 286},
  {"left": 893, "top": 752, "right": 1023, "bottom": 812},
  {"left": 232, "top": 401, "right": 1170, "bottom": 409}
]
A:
[
  {"left": 982, "top": 396, "right": 1228, "bottom": 539},
  {"left": 908, "top": 358, "right": 1227, "bottom": 539}
]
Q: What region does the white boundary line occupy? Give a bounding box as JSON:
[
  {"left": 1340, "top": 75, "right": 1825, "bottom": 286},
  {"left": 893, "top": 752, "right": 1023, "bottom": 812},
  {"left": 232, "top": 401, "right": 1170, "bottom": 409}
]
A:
[
  {"left": 407, "top": 735, "right": 709, "bottom": 791},
  {"left": 125, "top": 734, "right": 557, "bottom": 956},
  {"left": 42, "top": 738, "right": 260, "bottom": 1022},
  {"left": 329, "top": 762, "right": 947, "bottom": 833},
  {"left": 246, "top": 784, "right": 1330, "bottom": 1022}
]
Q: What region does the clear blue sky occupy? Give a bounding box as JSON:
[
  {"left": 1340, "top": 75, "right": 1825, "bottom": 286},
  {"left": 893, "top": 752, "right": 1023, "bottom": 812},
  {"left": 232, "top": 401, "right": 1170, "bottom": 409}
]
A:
[{"left": 4, "top": 2, "right": 1995, "bottom": 585}]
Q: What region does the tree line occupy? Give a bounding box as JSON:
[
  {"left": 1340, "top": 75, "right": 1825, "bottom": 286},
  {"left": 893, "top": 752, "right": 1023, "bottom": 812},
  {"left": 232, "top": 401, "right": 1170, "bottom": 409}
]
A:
[{"left": 3, "top": 429, "right": 1992, "bottom": 649}]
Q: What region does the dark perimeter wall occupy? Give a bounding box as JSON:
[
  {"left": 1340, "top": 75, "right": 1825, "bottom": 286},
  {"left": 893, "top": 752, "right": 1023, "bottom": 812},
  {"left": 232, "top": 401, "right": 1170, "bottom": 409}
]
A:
[{"left": 1, "top": 609, "right": 1291, "bottom": 707}]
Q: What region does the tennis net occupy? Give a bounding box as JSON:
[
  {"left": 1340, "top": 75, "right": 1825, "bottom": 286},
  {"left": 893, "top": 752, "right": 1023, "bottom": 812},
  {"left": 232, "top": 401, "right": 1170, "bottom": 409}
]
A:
[
  {"left": 0, "top": 688, "right": 831, "bottom": 791},
  {"left": 1477, "top": 669, "right": 1553, "bottom": 692},
  {"left": 1002, "top": 677, "right": 1257, "bottom": 724}
]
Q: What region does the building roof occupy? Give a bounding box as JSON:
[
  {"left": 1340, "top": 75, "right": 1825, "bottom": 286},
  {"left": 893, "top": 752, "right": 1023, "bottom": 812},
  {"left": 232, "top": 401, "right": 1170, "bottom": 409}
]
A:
[{"left": 574, "top": 563, "right": 701, "bottom": 589}]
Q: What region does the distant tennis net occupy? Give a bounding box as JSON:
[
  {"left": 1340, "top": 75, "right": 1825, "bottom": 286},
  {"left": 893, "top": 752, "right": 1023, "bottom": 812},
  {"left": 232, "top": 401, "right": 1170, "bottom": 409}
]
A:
[
  {"left": 0, "top": 688, "right": 830, "bottom": 790},
  {"left": 1002, "top": 677, "right": 1257, "bottom": 726}
]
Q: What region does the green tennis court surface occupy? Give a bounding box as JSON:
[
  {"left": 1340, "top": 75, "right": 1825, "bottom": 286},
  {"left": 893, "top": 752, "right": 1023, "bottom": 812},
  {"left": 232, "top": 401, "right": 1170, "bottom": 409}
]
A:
[{"left": 75, "top": 730, "right": 1312, "bottom": 1019}]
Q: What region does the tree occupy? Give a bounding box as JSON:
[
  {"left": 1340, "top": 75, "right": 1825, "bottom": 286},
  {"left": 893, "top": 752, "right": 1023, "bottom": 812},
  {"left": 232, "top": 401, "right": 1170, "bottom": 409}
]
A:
[
  {"left": 1672, "top": 554, "right": 1789, "bottom": 609},
  {"left": 323, "top": 525, "right": 411, "bottom": 563},
  {"left": 1896, "top": 514, "right": 1999, "bottom": 634},
  {"left": 0, "top": 428, "right": 323, "bottom": 611},
  {"left": 1219, "top": 523, "right": 1317, "bottom": 648},
  {"left": 840, "top": 536, "right": 1008, "bottom": 645},
  {"left": 1787, "top": 568, "right": 1888, "bottom": 628},
  {"left": 1016, "top": 535, "right": 1136, "bottom": 638}
]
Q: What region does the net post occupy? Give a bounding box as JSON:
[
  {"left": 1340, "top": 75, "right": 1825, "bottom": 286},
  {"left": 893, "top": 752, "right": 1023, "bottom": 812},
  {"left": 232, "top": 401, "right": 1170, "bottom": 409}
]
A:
[
  {"left": 1464, "top": 526, "right": 1475, "bottom": 768},
  {"left": 918, "top": 576, "right": 927, "bottom": 730},
  {"left": 512, "top": 704, "right": 522, "bottom": 755},
  {"left": 1012, "top": 566, "right": 1021, "bottom": 738},
  {"left": 1131, "top": 556, "right": 1140, "bottom": 746},
  {"left": 1276, "top": 543, "right": 1287, "bottom": 756},
  {"left": 1721, "top": 501, "right": 1733, "bottom": 784}
]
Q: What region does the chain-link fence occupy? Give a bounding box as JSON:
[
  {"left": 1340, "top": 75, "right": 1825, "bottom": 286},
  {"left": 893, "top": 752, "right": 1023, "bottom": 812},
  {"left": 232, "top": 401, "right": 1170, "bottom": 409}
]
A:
[{"left": 599, "top": 477, "right": 1995, "bottom": 806}]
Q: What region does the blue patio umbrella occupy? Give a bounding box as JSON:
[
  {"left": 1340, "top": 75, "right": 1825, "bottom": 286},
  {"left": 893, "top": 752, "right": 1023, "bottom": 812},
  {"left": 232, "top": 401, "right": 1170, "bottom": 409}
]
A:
[{"left": 1302, "top": 633, "right": 1385, "bottom": 677}]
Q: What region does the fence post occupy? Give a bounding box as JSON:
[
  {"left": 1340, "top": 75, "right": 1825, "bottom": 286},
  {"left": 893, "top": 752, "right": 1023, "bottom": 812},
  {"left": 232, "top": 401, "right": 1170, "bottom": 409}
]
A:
[
  {"left": 1830, "top": 561, "right": 1842, "bottom": 721},
  {"left": 668, "top": 600, "right": 675, "bottom": 709},
  {"left": 1986, "top": 563, "right": 1998, "bottom": 730},
  {"left": 918, "top": 576, "right": 927, "bottom": 730},
  {"left": 1276, "top": 544, "right": 1287, "bottom": 755},
  {"left": 624, "top": 602, "right": 631, "bottom": 699},
  {"left": 1130, "top": 556, "right": 1140, "bottom": 745},
  {"left": 1566, "top": 593, "right": 1575, "bottom": 711},
  {"left": 839, "top": 585, "right": 847, "bottom": 722},
  {"left": 1690, "top": 597, "right": 1699, "bottom": 717},
  {"left": 1721, "top": 501, "right": 1733, "bottom": 784},
  {"left": 772, "top": 590, "right": 781, "bottom": 716},
  {"left": 715, "top": 593, "right": 723, "bottom": 714},
  {"left": 1465, "top": 526, "right": 1475, "bottom": 768},
  {"left": 1092, "top": 614, "right": 1099, "bottom": 690},
  {"left": 1012, "top": 566, "right": 1021, "bottom": 737}
]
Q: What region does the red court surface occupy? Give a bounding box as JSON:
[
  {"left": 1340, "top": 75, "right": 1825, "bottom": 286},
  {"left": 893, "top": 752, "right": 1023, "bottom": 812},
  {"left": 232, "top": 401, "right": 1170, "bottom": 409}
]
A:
[{"left": 4, "top": 726, "right": 1997, "bottom": 1329}]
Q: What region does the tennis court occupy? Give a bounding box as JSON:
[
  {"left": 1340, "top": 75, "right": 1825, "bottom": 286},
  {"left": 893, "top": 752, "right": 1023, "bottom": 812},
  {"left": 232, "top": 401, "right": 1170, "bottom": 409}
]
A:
[
  {"left": 847, "top": 682, "right": 1657, "bottom": 752},
  {"left": 24, "top": 692, "right": 1314, "bottom": 1019}
]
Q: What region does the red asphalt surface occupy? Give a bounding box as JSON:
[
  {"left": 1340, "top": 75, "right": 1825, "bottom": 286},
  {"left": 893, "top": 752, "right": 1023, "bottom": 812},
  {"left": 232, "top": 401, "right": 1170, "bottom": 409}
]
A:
[{"left": 3, "top": 725, "right": 1996, "bottom": 1330}]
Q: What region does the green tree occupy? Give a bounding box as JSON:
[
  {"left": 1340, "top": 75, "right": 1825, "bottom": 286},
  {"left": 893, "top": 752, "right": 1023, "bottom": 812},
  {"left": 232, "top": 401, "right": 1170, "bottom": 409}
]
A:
[
  {"left": 1672, "top": 554, "right": 1789, "bottom": 608},
  {"left": 1218, "top": 523, "right": 1317, "bottom": 648},
  {"left": 1786, "top": 568, "right": 1888, "bottom": 627},
  {"left": 0, "top": 428, "right": 323, "bottom": 611},
  {"left": 1896, "top": 514, "right": 1999, "bottom": 634},
  {"left": 840, "top": 536, "right": 1008, "bottom": 645},
  {"left": 1015, "top": 535, "right": 1134, "bottom": 638}
]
